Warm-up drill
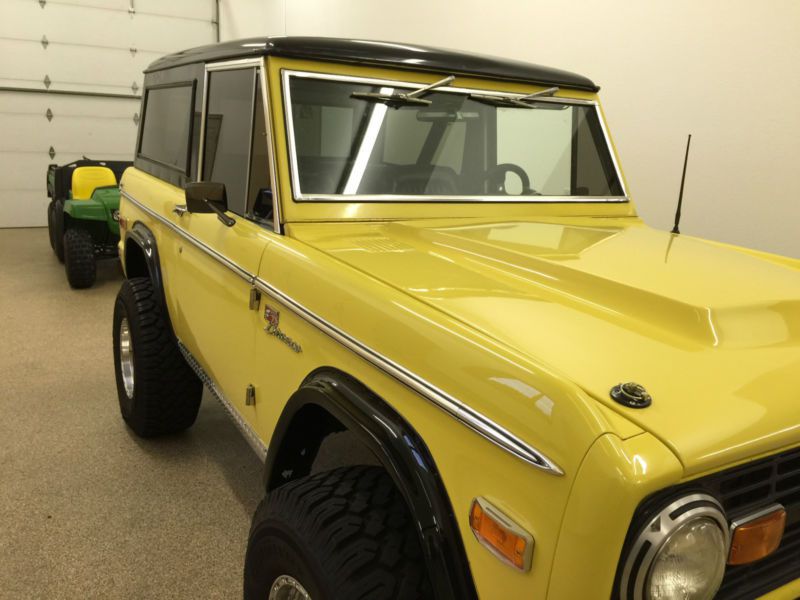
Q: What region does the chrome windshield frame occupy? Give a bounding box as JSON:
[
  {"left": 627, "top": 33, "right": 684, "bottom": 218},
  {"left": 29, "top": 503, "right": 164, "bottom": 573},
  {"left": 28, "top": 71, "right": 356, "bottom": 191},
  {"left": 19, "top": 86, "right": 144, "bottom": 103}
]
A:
[{"left": 281, "top": 69, "right": 629, "bottom": 203}]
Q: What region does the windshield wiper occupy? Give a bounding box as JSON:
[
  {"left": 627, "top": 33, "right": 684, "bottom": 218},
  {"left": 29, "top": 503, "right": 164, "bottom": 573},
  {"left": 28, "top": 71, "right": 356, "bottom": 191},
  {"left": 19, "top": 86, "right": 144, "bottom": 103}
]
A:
[
  {"left": 468, "top": 86, "right": 560, "bottom": 108},
  {"left": 351, "top": 75, "right": 455, "bottom": 107}
]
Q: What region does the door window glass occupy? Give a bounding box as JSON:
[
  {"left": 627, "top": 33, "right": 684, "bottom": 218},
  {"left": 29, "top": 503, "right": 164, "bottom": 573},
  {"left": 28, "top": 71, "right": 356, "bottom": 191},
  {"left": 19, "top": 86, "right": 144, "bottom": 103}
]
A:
[
  {"left": 247, "top": 73, "right": 272, "bottom": 223},
  {"left": 203, "top": 69, "right": 256, "bottom": 216}
]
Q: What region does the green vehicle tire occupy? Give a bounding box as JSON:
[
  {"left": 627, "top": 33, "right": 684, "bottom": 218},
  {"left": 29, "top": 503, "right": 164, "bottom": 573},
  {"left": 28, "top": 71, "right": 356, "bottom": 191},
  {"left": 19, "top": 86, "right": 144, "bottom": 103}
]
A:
[
  {"left": 46, "top": 201, "right": 56, "bottom": 251},
  {"left": 244, "top": 466, "right": 432, "bottom": 600},
  {"left": 63, "top": 228, "right": 96, "bottom": 289},
  {"left": 52, "top": 200, "right": 65, "bottom": 262},
  {"left": 112, "top": 277, "right": 203, "bottom": 437}
]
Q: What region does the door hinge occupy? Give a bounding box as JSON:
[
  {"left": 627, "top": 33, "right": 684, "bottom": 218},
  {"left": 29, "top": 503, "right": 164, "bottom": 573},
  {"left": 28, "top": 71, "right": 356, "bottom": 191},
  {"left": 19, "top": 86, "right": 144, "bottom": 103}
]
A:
[
  {"left": 249, "top": 288, "right": 261, "bottom": 310},
  {"left": 245, "top": 384, "right": 256, "bottom": 406}
]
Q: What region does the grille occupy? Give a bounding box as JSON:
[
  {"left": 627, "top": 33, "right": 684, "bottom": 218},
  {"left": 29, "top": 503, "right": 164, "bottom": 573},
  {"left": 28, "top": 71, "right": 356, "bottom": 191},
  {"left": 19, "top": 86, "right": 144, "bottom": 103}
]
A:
[
  {"left": 710, "top": 446, "right": 800, "bottom": 600},
  {"left": 613, "top": 445, "right": 800, "bottom": 600}
]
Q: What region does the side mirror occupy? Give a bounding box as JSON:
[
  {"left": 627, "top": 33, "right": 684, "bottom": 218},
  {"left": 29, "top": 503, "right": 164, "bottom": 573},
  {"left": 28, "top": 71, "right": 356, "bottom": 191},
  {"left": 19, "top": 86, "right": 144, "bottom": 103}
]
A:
[
  {"left": 185, "top": 181, "right": 235, "bottom": 227},
  {"left": 185, "top": 181, "right": 227, "bottom": 214}
]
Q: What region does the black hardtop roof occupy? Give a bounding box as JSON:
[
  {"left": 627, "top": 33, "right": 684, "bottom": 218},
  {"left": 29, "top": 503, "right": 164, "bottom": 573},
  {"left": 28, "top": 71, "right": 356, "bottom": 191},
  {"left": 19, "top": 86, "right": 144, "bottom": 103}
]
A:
[{"left": 145, "top": 36, "right": 598, "bottom": 92}]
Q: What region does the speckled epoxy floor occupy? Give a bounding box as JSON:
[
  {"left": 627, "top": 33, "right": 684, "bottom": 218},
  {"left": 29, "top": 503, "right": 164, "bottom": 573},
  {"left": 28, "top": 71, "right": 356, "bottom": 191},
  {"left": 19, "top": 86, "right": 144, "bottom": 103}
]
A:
[{"left": 0, "top": 228, "right": 263, "bottom": 598}]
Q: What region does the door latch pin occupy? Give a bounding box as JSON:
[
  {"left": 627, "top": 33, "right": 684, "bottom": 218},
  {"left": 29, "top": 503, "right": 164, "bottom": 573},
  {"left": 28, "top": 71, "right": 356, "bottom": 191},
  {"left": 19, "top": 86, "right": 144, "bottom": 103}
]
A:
[
  {"left": 249, "top": 288, "right": 261, "bottom": 310},
  {"left": 245, "top": 384, "right": 256, "bottom": 406}
]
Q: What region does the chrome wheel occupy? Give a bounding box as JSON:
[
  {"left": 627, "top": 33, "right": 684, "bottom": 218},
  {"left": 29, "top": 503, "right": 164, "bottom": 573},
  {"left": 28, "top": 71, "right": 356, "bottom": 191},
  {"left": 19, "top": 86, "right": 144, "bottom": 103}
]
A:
[
  {"left": 268, "top": 575, "right": 311, "bottom": 600},
  {"left": 119, "top": 317, "right": 135, "bottom": 398}
]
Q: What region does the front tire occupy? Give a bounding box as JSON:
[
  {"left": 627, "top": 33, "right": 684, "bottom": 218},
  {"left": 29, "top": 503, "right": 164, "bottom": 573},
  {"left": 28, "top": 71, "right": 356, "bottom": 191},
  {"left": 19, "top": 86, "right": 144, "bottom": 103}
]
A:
[
  {"left": 63, "top": 228, "right": 96, "bottom": 288},
  {"left": 112, "top": 277, "right": 202, "bottom": 437},
  {"left": 244, "top": 466, "right": 431, "bottom": 600}
]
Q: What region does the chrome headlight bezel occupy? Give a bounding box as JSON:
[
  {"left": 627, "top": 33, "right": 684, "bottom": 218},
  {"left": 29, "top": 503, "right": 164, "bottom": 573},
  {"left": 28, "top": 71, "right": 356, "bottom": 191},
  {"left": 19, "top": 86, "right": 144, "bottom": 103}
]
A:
[{"left": 619, "top": 492, "right": 730, "bottom": 600}]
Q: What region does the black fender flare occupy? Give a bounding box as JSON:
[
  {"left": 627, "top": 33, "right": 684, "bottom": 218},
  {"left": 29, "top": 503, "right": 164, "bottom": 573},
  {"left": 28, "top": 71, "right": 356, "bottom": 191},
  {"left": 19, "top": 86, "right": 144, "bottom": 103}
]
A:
[
  {"left": 264, "top": 368, "right": 478, "bottom": 600},
  {"left": 124, "top": 222, "right": 166, "bottom": 308}
]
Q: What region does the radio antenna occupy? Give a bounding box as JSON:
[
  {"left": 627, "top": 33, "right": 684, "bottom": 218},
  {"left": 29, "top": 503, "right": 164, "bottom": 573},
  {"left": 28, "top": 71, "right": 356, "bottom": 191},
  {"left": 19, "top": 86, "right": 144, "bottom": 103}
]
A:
[{"left": 671, "top": 134, "right": 692, "bottom": 235}]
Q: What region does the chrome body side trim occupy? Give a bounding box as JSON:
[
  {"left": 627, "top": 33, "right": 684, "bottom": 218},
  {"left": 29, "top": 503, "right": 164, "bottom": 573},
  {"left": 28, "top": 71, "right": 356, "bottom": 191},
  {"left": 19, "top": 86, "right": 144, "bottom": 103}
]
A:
[
  {"left": 281, "top": 69, "right": 629, "bottom": 203},
  {"left": 121, "top": 190, "right": 252, "bottom": 283},
  {"left": 252, "top": 274, "right": 562, "bottom": 474},
  {"left": 271, "top": 193, "right": 627, "bottom": 204},
  {"left": 177, "top": 339, "right": 267, "bottom": 461},
  {"left": 121, "top": 188, "right": 563, "bottom": 475}
]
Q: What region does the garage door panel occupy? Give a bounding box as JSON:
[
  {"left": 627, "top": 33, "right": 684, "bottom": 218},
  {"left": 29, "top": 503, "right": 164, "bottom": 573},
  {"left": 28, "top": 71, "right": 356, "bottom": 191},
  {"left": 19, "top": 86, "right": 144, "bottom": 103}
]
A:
[
  {"left": 130, "top": 16, "right": 214, "bottom": 52},
  {"left": 0, "top": 189, "right": 51, "bottom": 229},
  {"left": 0, "top": 151, "right": 132, "bottom": 197},
  {"left": 0, "top": 41, "right": 145, "bottom": 94},
  {"left": 0, "top": 93, "right": 139, "bottom": 153},
  {"left": 137, "top": 0, "right": 214, "bottom": 22},
  {"left": 1, "top": 0, "right": 214, "bottom": 227},
  {"left": 0, "top": 156, "right": 54, "bottom": 197},
  {"left": 0, "top": 2, "right": 120, "bottom": 43},
  {"left": 0, "top": 91, "right": 140, "bottom": 118},
  {"left": 0, "top": 116, "right": 135, "bottom": 156},
  {"left": 1, "top": 2, "right": 212, "bottom": 50}
]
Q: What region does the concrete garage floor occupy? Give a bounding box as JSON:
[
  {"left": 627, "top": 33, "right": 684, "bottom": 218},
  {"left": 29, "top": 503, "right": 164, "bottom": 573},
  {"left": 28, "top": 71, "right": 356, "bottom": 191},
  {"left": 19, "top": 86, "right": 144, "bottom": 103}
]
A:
[{"left": 0, "top": 228, "right": 263, "bottom": 598}]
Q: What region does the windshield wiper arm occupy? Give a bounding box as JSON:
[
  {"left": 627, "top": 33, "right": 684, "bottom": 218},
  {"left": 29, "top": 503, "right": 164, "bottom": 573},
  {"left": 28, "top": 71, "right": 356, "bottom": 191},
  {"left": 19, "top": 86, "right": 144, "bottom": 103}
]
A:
[
  {"left": 351, "top": 75, "right": 455, "bottom": 107},
  {"left": 468, "top": 86, "right": 560, "bottom": 108},
  {"left": 520, "top": 86, "right": 560, "bottom": 100}
]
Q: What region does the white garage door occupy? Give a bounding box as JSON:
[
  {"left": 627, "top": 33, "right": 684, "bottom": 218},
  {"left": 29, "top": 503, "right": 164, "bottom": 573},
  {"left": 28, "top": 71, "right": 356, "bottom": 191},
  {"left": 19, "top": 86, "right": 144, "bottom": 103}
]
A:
[{"left": 0, "top": 0, "right": 218, "bottom": 227}]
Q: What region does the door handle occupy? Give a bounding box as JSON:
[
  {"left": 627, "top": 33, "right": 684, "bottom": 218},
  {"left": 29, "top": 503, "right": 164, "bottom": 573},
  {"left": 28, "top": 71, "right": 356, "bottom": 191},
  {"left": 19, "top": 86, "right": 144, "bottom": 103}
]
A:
[{"left": 173, "top": 204, "right": 188, "bottom": 217}]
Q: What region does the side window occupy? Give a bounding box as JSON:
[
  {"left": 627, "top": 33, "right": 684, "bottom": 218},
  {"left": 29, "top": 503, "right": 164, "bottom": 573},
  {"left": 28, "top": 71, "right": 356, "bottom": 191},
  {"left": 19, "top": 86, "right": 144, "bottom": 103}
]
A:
[
  {"left": 138, "top": 83, "right": 194, "bottom": 173},
  {"left": 202, "top": 68, "right": 257, "bottom": 216},
  {"left": 247, "top": 73, "right": 272, "bottom": 223}
]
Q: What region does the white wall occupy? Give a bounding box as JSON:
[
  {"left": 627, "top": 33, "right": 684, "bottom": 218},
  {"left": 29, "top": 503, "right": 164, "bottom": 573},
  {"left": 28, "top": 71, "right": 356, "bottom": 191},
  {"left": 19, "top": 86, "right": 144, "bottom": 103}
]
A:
[
  {"left": 219, "top": 0, "right": 284, "bottom": 40},
  {"left": 220, "top": 0, "right": 800, "bottom": 258}
]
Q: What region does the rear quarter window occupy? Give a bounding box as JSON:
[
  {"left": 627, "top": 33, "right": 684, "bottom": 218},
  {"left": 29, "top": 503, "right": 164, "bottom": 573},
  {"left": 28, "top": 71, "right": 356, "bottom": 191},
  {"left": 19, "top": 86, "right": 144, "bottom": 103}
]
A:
[{"left": 138, "top": 83, "right": 195, "bottom": 174}]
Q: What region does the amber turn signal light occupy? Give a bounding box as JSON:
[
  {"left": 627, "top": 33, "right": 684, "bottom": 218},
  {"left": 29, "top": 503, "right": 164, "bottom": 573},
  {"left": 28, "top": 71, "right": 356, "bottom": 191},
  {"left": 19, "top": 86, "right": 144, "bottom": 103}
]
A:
[
  {"left": 469, "top": 497, "right": 533, "bottom": 571},
  {"left": 728, "top": 505, "right": 786, "bottom": 565}
]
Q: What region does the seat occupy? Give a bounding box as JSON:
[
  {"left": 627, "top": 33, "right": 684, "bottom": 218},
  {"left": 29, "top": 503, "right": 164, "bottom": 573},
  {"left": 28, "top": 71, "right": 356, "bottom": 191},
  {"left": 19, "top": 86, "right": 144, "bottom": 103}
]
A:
[{"left": 71, "top": 166, "right": 116, "bottom": 200}]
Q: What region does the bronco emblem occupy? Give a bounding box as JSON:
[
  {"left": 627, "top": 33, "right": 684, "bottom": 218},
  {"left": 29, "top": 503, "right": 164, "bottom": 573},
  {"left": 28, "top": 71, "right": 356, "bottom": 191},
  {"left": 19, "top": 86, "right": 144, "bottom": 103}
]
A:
[
  {"left": 264, "top": 306, "right": 280, "bottom": 327},
  {"left": 263, "top": 305, "right": 301, "bottom": 353}
]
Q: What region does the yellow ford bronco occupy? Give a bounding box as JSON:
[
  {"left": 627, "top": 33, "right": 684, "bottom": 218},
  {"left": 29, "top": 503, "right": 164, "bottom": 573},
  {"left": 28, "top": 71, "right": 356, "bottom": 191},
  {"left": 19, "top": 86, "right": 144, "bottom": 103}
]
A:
[{"left": 112, "top": 37, "right": 800, "bottom": 600}]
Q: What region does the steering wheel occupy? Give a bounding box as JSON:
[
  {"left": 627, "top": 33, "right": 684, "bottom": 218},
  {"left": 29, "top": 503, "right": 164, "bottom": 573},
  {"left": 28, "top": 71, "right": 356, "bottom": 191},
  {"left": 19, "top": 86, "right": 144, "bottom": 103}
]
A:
[{"left": 482, "top": 163, "right": 534, "bottom": 195}]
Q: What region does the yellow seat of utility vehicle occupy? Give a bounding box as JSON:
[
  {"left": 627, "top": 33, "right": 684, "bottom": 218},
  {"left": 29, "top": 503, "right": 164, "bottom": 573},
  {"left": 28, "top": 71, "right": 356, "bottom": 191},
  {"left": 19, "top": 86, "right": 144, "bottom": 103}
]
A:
[{"left": 72, "top": 166, "right": 116, "bottom": 200}]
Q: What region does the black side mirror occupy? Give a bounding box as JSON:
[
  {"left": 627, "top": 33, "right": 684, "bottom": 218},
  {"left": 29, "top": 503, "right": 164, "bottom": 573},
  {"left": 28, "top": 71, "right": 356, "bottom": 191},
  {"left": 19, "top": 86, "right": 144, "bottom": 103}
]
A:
[{"left": 185, "top": 182, "right": 235, "bottom": 227}]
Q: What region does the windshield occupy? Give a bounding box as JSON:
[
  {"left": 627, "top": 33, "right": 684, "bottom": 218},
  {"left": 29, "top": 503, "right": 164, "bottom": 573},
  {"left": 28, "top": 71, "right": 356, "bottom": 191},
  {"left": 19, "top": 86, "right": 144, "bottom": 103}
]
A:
[{"left": 284, "top": 72, "right": 625, "bottom": 201}]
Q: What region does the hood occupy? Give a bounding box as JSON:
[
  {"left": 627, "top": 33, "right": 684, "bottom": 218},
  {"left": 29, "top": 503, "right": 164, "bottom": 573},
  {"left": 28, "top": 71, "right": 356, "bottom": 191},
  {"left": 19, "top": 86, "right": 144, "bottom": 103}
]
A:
[{"left": 289, "top": 217, "right": 800, "bottom": 476}]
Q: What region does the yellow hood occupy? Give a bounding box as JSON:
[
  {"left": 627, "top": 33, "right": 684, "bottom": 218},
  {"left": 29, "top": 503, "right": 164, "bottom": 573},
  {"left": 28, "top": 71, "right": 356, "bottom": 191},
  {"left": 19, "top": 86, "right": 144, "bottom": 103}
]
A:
[{"left": 289, "top": 217, "right": 800, "bottom": 476}]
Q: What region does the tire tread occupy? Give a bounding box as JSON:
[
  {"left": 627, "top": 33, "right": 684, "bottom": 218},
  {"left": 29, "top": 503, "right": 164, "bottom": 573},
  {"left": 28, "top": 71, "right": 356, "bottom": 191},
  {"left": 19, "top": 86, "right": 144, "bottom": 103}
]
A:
[
  {"left": 64, "top": 228, "right": 96, "bottom": 288},
  {"left": 113, "top": 277, "right": 202, "bottom": 436},
  {"left": 246, "top": 466, "right": 431, "bottom": 600}
]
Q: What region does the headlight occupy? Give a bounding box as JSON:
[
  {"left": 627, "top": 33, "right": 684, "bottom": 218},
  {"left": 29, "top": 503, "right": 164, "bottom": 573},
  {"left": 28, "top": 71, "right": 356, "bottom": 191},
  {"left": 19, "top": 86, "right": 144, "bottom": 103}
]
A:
[{"left": 620, "top": 493, "right": 729, "bottom": 600}]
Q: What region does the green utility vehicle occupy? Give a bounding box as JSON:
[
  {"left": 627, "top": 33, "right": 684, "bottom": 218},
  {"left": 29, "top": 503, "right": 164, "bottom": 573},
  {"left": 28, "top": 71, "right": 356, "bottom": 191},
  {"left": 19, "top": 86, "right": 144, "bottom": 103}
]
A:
[{"left": 46, "top": 158, "right": 132, "bottom": 288}]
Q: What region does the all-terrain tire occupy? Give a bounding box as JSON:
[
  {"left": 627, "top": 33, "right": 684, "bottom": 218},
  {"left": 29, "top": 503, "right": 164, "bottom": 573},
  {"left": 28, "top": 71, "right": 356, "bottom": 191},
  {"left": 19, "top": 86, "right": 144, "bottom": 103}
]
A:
[
  {"left": 63, "top": 228, "right": 96, "bottom": 288},
  {"left": 244, "top": 466, "right": 432, "bottom": 600},
  {"left": 112, "top": 277, "right": 202, "bottom": 437},
  {"left": 51, "top": 200, "right": 65, "bottom": 262}
]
